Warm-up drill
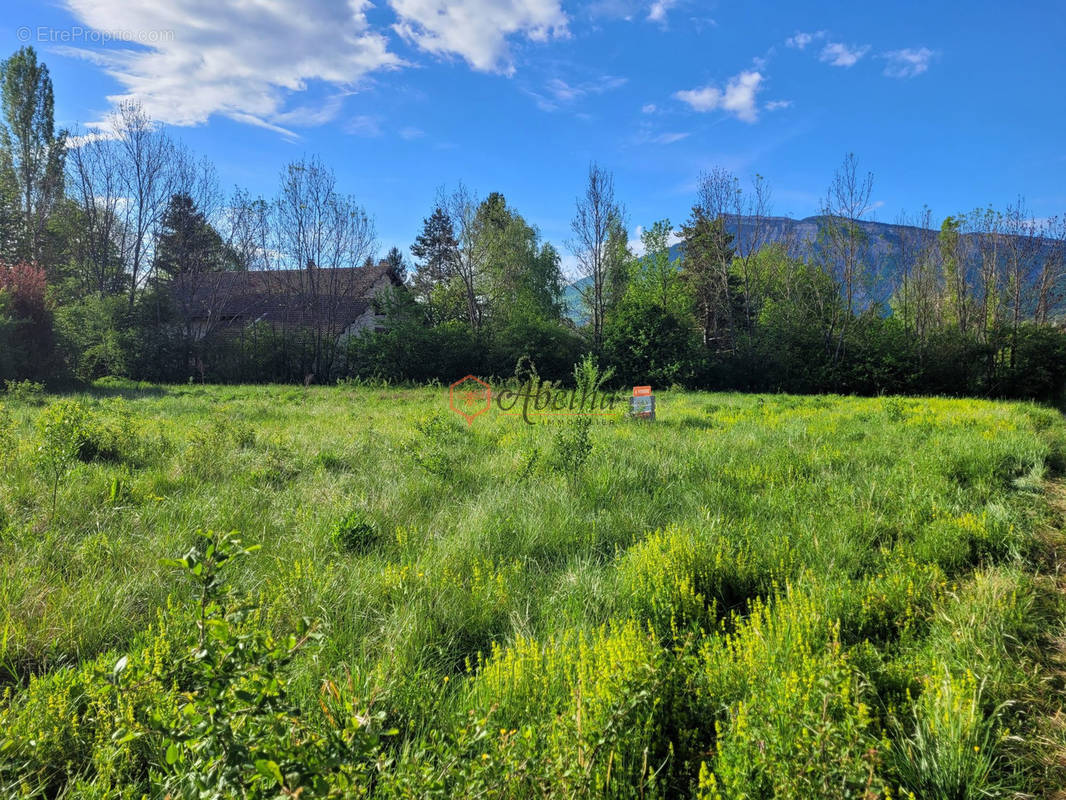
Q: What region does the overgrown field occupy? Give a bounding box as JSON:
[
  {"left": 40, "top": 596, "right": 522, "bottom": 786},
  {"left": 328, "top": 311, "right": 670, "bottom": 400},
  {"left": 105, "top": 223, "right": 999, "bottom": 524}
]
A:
[{"left": 1, "top": 380, "right": 1066, "bottom": 798}]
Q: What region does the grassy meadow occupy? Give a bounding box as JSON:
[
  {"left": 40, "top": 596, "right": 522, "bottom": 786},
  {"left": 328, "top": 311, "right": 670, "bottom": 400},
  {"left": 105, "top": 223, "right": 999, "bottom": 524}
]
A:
[{"left": 1, "top": 380, "right": 1066, "bottom": 797}]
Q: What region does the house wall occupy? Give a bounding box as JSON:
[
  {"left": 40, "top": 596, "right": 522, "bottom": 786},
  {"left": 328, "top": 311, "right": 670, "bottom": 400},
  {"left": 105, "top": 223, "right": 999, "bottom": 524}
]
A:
[{"left": 338, "top": 275, "right": 394, "bottom": 341}]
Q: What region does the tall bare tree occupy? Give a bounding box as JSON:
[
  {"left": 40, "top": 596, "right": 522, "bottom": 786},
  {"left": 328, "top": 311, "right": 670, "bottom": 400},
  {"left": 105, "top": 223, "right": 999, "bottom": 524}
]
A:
[
  {"left": 65, "top": 128, "right": 126, "bottom": 295},
  {"left": 1002, "top": 198, "right": 1042, "bottom": 343},
  {"left": 111, "top": 101, "right": 179, "bottom": 308},
  {"left": 731, "top": 172, "right": 773, "bottom": 327},
  {"left": 569, "top": 162, "right": 624, "bottom": 348},
  {"left": 442, "top": 182, "right": 487, "bottom": 332},
  {"left": 222, "top": 187, "right": 270, "bottom": 272},
  {"left": 1035, "top": 214, "right": 1065, "bottom": 325},
  {"left": 968, "top": 206, "right": 1005, "bottom": 341},
  {"left": 893, "top": 207, "right": 941, "bottom": 344},
  {"left": 268, "top": 156, "right": 376, "bottom": 376},
  {"left": 819, "top": 153, "right": 874, "bottom": 358}
]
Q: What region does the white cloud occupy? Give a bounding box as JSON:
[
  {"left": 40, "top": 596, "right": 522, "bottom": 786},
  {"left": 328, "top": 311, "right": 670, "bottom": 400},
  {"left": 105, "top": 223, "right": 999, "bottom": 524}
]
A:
[
  {"left": 647, "top": 0, "right": 677, "bottom": 23},
  {"left": 819, "top": 42, "right": 870, "bottom": 67},
  {"left": 399, "top": 126, "right": 426, "bottom": 140},
  {"left": 642, "top": 103, "right": 657, "bottom": 113},
  {"left": 882, "top": 47, "right": 935, "bottom": 78},
  {"left": 66, "top": 129, "right": 118, "bottom": 148},
  {"left": 674, "top": 70, "right": 763, "bottom": 122},
  {"left": 785, "top": 30, "right": 824, "bottom": 50},
  {"left": 389, "top": 0, "right": 568, "bottom": 75},
  {"left": 59, "top": 0, "right": 402, "bottom": 133},
  {"left": 765, "top": 99, "right": 792, "bottom": 111}
]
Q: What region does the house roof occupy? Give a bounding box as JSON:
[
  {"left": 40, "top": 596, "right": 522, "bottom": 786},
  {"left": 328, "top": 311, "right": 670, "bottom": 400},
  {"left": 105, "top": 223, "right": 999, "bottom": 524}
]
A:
[{"left": 173, "top": 262, "right": 401, "bottom": 334}]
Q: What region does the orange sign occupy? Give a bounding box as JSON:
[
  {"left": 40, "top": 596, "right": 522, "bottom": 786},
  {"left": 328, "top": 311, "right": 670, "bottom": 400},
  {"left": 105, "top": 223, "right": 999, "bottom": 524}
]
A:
[{"left": 633, "top": 386, "right": 652, "bottom": 397}]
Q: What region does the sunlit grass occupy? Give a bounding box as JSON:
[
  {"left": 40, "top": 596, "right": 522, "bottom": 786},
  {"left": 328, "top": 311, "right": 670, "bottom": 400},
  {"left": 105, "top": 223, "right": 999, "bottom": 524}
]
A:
[{"left": 0, "top": 381, "right": 1063, "bottom": 796}]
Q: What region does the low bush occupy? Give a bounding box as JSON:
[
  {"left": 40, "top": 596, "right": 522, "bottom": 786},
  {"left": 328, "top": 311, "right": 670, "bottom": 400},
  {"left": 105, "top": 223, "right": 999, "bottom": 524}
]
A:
[{"left": 331, "top": 510, "right": 378, "bottom": 553}]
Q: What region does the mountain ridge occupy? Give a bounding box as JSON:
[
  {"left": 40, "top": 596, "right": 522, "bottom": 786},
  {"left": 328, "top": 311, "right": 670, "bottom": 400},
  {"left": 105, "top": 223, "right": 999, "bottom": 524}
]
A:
[{"left": 562, "top": 214, "right": 1061, "bottom": 322}]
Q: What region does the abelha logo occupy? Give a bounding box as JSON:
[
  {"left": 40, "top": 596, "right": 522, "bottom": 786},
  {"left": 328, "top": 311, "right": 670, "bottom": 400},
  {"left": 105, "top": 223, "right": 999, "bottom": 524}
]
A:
[{"left": 448, "top": 375, "right": 625, "bottom": 425}]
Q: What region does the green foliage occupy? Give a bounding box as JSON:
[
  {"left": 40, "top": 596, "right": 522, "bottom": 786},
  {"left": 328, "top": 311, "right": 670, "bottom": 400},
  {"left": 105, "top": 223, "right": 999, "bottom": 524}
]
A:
[
  {"left": 151, "top": 530, "right": 340, "bottom": 798},
  {"left": 615, "top": 526, "right": 772, "bottom": 636},
  {"left": 410, "top": 410, "right": 469, "bottom": 479},
  {"left": 679, "top": 210, "right": 739, "bottom": 348},
  {"left": 34, "top": 398, "right": 88, "bottom": 517},
  {"left": 573, "top": 351, "right": 614, "bottom": 395},
  {"left": 604, "top": 293, "right": 700, "bottom": 387},
  {"left": 549, "top": 414, "right": 593, "bottom": 478},
  {"left": 53, "top": 293, "right": 134, "bottom": 382},
  {"left": 705, "top": 637, "right": 886, "bottom": 799},
  {"left": 3, "top": 377, "right": 43, "bottom": 402},
  {"left": 331, "top": 510, "right": 378, "bottom": 553},
  {"left": 0, "top": 386, "right": 1063, "bottom": 797},
  {"left": 152, "top": 193, "right": 228, "bottom": 279},
  {"left": 0, "top": 46, "right": 65, "bottom": 263}
]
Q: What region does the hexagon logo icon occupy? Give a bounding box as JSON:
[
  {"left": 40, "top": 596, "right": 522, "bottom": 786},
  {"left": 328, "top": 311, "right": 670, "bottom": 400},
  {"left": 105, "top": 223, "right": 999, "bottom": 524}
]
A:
[{"left": 449, "top": 375, "right": 492, "bottom": 425}]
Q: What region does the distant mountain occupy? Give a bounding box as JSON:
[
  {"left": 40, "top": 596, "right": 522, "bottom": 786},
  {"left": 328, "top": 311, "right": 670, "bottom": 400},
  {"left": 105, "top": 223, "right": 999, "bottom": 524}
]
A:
[{"left": 561, "top": 215, "right": 1061, "bottom": 323}]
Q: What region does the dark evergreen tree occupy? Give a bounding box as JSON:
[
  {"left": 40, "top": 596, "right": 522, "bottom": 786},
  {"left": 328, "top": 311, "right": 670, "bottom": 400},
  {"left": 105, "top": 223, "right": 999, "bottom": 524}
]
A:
[
  {"left": 410, "top": 205, "right": 459, "bottom": 282},
  {"left": 409, "top": 205, "right": 460, "bottom": 321},
  {"left": 153, "top": 193, "right": 225, "bottom": 279},
  {"left": 383, "top": 245, "right": 408, "bottom": 282},
  {"left": 679, "top": 209, "right": 741, "bottom": 350}
]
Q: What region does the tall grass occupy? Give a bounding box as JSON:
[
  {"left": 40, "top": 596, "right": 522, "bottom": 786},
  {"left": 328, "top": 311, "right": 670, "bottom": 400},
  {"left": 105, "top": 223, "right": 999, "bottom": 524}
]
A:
[{"left": 0, "top": 381, "right": 1063, "bottom": 796}]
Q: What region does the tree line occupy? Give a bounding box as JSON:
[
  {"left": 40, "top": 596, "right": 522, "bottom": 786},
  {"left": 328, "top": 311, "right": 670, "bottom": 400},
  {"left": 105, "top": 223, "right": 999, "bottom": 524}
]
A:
[{"left": 2, "top": 45, "right": 1065, "bottom": 401}]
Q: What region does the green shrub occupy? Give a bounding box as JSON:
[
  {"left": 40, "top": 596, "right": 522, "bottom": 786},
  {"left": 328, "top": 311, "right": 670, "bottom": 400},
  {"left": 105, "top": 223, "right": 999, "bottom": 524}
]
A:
[
  {"left": 34, "top": 399, "right": 90, "bottom": 518},
  {"left": 573, "top": 352, "right": 614, "bottom": 395},
  {"left": 410, "top": 411, "right": 469, "bottom": 479},
  {"left": 883, "top": 396, "right": 908, "bottom": 422},
  {"left": 3, "top": 379, "right": 44, "bottom": 403},
  {"left": 331, "top": 511, "right": 378, "bottom": 553},
  {"left": 549, "top": 415, "right": 593, "bottom": 478}
]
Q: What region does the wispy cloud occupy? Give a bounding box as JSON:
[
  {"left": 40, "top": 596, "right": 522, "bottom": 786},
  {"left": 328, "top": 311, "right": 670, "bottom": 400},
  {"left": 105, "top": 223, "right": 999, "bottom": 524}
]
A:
[
  {"left": 765, "top": 100, "right": 792, "bottom": 111},
  {"left": 641, "top": 103, "right": 657, "bottom": 113},
  {"left": 531, "top": 74, "right": 627, "bottom": 111},
  {"left": 882, "top": 47, "right": 936, "bottom": 78},
  {"left": 399, "top": 126, "right": 426, "bottom": 140},
  {"left": 785, "top": 30, "right": 824, "bottom": 50},
  {"left": 345, "top": 115, "right": 383, "bottom": 137},
  {"left": 585, "top": 0, "right": 690, "bottom": 25},
  {"left": 819, "top": 42, "right": 870, "bottom": 67},
  {"left": 652, "top": 132, "right": 689, "bottom": 144},
  {"left": 674, "top": 70, "right": 763, "bottom": 122}
]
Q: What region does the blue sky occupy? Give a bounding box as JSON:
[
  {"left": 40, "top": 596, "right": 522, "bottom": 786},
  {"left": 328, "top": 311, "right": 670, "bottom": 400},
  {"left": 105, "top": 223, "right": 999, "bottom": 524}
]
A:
[{"left": 2, "top": 0, "right": 1064, "bottom": 267}]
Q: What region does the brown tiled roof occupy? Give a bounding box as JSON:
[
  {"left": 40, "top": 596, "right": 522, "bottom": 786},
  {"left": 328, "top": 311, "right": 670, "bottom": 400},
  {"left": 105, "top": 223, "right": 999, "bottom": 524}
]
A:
[{"left": 173, "top": 262, "right": 400, "bottom": 334}]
